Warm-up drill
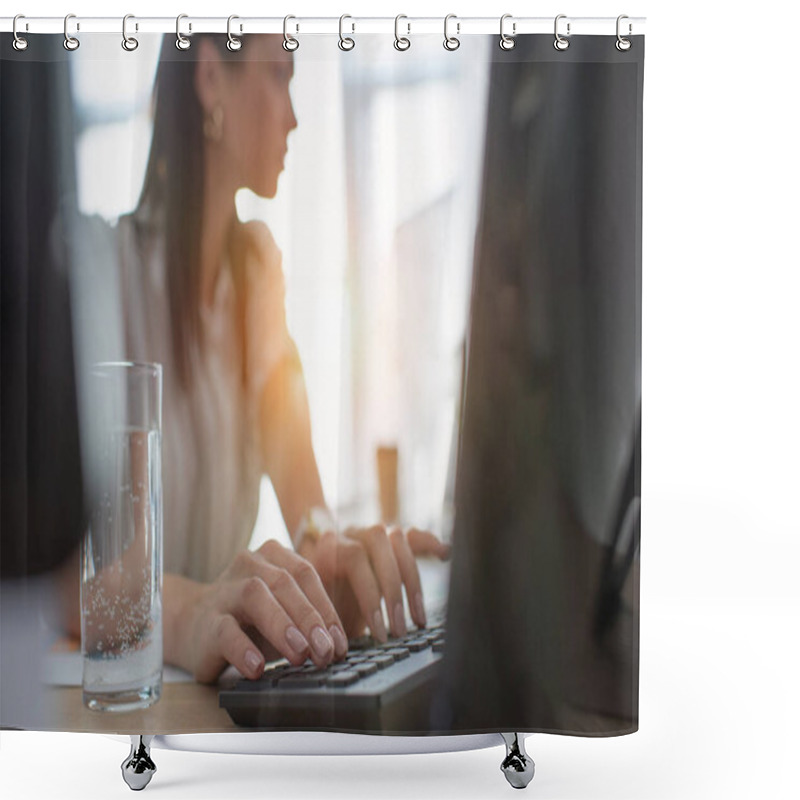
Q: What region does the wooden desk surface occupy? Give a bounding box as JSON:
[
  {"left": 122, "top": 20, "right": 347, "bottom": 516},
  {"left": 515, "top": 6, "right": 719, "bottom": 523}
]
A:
[{"left": 41, "top": 680, "right": 240, "bottom": 735}]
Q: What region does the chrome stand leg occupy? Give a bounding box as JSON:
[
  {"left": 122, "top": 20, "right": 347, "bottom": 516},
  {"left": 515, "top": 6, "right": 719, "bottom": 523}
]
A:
[
  {"left": 500, "top": 733, "right": 535, "bottom": 789},
  {"left": 121, "top": 735, "right": 156, "bottom": 791}
]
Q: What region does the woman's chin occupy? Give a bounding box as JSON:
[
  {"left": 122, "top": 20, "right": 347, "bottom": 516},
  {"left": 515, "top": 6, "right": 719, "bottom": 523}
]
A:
[{"left": 260, "top": 177, "right": 280, "bottom": 200}]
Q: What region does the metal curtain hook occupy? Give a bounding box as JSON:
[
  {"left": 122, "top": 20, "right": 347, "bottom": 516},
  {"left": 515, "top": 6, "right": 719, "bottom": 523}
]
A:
[
  {"left": 339, "top": 14, "right": 355, "bottom": 51},
  {"left": 499, "top": 13, "right": 516, "bottom": 50},
  {"left": 122, "top": 14, "right": 139, "bottom": 51},
  {"left": 176, "top": 13, "right": 191, "bottom": 50},
  {"left": 283, "top": 15, "right": 299, "bottom": 51},
  {"left": 616, "top": 14, "right": 632, "bottom": 51},
  {"left": 12, "top": 14, "right": 28, "bottom": 51},
  {"left": 444, "top": 13, "right": 460, "bottom": 51},
  {"left": 394, "top": 14, "right": 410, "bottom": 51},
  {"left": 227, "top": 15, "right": 242, "bottom": 51},
  {"left": 554, "top": 14, "right": 570, "bottom": 51},
  {"left": 64, "top": 13, "right": 80, "bottom": 51}
]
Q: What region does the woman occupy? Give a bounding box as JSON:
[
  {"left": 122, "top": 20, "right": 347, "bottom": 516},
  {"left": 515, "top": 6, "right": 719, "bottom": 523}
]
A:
[{"left": 57, "top": 33, "right": 449, "bottom": 684}]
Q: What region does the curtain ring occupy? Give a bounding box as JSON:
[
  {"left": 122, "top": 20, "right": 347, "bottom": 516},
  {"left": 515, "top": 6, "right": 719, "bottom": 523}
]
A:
[
  {"left": 122, "top": 14, "right": 139, "bottom": 51},
  {"left": 338, "top": 14, "right": 355, "bottom": 51},
  {"left": 176, "top": 13, "right": 191, "bottom": 50},
  {"left": 443, "top": 14, "right": 460, "bottom": 51},
  {"left": 283, "top": 15, "right": 299, "bottom": 51},
  {"left": 227, "top": 15, "right": 242, "bottom": 51},
  {"left": 499, "top": 14, "right": 515, "bottom": 51},
  {"left": 64, "top": 13, "right": 80, "bottom": 51},
  {"left": 12, "top": 14, "right": 28, "bottom": 51},
  {"left": 394, "top": 14, "right": 410, "bottom": 51},
  {"left": 616, "top": 15, "right": 632, "bottom": 51},
  {"left": 553, "top": 14, "right": 570, "bottom": 51}
]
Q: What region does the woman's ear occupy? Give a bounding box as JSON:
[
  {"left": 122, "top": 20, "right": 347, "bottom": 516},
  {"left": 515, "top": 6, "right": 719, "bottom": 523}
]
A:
[{"left": 193, "top": 37, "right": 224, "bottom": 116}]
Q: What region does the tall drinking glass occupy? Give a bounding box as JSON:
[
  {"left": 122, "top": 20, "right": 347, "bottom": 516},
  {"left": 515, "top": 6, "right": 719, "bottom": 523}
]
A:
[{"left": 81, "top": 362, "right": 163, "bottom": 711}]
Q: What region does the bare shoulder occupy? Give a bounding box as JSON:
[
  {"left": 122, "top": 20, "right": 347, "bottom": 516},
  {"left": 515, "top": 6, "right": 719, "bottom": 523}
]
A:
[{"left": 233, "top": 219, "right": 281, "bottom": 268}]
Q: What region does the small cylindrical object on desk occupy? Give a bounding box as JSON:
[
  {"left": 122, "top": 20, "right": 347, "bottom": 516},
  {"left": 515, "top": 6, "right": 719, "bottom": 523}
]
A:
[{"left": 376, "top": 444, "right": 399, "bottom": 525}]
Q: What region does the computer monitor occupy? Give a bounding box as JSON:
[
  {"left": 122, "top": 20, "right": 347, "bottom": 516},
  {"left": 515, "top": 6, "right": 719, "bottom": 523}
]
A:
[{"left": 437, "top": 35, "right": 642, "bottom": 734}]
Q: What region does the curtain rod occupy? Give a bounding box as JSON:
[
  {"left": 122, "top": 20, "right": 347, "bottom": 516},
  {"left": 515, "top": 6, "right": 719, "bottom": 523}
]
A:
[{"left": 0, "top": 16, "right": 646, "bottom": 37}]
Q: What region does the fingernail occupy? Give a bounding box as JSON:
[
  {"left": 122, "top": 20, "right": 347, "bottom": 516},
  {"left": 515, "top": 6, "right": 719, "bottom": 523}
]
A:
[
  {"left": 285, "top": 625, "right": 310, "bottom": 656},
  {"left": 393, "top": 602, "right": 407, "bottom": 637},
  {"left": 310, "top": 626, "right": 334, "bottom": 659},
  {"left": 372, "top": 609, "right": 388, "bottom": 643},
  {"left": 415, "top": 593, "right": 427, "bottom": 627},
  {"left": 329, "top": 624, "right": 348, "bottom": 658},
  {"left": 245, "top": 649, "right": 263, "bottom": 677}
]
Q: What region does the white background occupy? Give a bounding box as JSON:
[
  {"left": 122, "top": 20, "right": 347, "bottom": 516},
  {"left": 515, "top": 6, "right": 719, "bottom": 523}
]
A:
[{"left": 2, "top": 1, "right": 799, "bottom": 798}]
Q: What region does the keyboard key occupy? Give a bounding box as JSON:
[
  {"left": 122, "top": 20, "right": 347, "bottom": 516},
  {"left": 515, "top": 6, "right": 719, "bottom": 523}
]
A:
[
  {"left": 404, "top": 639, "right": 429, "bottom": 652},
  {"left": 326, "top": 671, "right": 360, "bottom": 688},
  {"left": 348, "top": 634, "right": 376, "bottom": 650},
  {"left": 367, "top": 655, "right": 395, "bottom": 670},
  {"left": 352, "top": 661, "right": 379, "bottom": 678},
  {"left": 278, "top": 674, "right": 327, "bottom": 688},
  {"left": 262, "top": 667, "right": 285, "bottom": 678},
  {"left": 239, "top": 675, "right": 274, "bottom": 689},
  {"left": 258, "top": 664, "right": 301, "bottom": 685},
  {"left": 432, "top": 640, "right": 445, "bottom": 653},
  {"left": 385, "top": 647, "right": 410, "bottom": 660}
]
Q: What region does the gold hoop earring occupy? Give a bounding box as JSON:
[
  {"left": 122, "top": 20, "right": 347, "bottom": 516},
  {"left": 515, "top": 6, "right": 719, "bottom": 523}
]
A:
[{"left": 203, "top": 106, "right": 224, "bottom": 143}]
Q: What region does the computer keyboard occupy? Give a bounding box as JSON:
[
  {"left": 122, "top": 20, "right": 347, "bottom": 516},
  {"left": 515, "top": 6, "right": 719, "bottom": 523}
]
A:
[{"left": 219, "top": 616, "right": 446, "bottom": 731}]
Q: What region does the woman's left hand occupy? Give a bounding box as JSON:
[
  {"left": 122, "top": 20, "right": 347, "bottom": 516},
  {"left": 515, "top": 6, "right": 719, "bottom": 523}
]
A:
[{"left": 297, "top": 526, "right": 450, "bottom": 642}]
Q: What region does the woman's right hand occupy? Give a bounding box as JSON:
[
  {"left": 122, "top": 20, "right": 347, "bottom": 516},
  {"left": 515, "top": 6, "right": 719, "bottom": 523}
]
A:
[{"left": 180, "top": 539, "right": 349, "bottom": 684}]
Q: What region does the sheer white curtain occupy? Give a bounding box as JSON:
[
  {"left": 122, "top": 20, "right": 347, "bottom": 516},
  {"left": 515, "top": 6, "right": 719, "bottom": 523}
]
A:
[
  {"left": 251, "top": 37, "right": 490, "bottom": 546},
  {"left": 239, "top": 44, "right": 351, "bottom": 549}
]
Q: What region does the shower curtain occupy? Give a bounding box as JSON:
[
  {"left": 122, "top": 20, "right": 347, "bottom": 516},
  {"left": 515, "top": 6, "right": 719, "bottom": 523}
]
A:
[{"left": 1, "top": 22, "right": 643, "bottom": 739}]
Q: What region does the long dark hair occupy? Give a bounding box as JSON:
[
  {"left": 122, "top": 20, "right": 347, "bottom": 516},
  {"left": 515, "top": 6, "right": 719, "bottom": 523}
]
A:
[{"left": 135, "top": 34, "right": 243, "bottom": 391}]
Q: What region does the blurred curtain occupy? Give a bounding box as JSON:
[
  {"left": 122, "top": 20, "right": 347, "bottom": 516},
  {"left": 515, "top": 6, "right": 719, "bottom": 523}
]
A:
[
  {"left": 0, "top": 35, "right": 84, "bottom": 579},
  {"left": 1, "top": 34, "right": 85, "bottom": 730}
]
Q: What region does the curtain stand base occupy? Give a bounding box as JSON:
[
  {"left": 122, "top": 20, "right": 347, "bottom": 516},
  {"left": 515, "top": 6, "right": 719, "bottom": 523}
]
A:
[
  {"left": 121, "top": 735, "right": 156, "bottom": 791},
  {"left": 120, "top": 731, "right": 534, "bottom": 790},
  {"left": 500, "top": 732, "right": 536, "bottom": 789}
]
